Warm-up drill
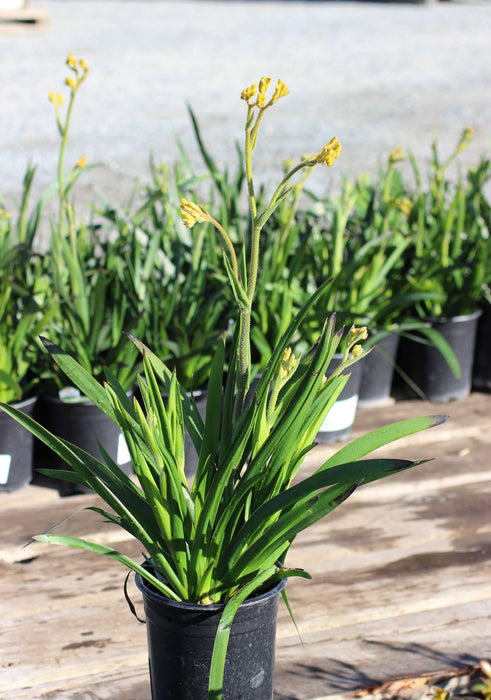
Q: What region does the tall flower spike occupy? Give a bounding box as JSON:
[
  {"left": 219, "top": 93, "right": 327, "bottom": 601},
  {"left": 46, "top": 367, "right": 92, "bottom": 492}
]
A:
[
  {"left": 241, "top": 83, "right": 258, "bottom": 106},
  {"left": 180, "top": 198, "right": 208, "bottom": 229}
]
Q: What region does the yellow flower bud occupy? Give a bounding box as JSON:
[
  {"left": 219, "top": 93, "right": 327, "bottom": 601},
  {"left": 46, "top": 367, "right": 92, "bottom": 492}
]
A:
[
  {"left": 271, "top": 78, "right": 289, "bottom": 104},
  {"left": 76, "top": 154, "right": 87, "bottom": 168},
  {"left": 241, "top": 83, "right": 258, "bottom": 106},
  {"left": 79, "top": 58, "right": 88, "bottom": 74},
  {"left": 256, "top": 76, "right": 271, "bottom": 108},
  {"left": 180, "top": 198, "right": 207, "bottom": 228},
  {"left": 49, "top": 91, "right": 64, "bottom": 106},
  {"left": 456, "top": 126, "right": 475, "bottom": 154},
  {"left": 351, "top": 344, "right": 363, "bottom": 358},
  {"left": 65, "top": 76, "right": 77, "bottom": 91},
  {"left": 66, "top": 53, "right": 77, "bottom": 68},
  {"left": 346, "top": 325, "right": 368, "bottom": 349},
  {"left": 280, "top": 347, "right": 297, "bottom": 381}
]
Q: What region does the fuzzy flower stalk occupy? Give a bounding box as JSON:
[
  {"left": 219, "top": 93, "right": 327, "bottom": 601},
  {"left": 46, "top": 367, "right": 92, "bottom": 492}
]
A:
[{"left": 181, "top": 77, "right": 342, "bottom": 413}]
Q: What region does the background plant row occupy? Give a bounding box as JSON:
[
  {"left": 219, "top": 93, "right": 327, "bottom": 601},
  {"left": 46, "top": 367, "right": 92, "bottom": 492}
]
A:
[{"left": 1, "top": 110, "right": 490, "bottom": 404}]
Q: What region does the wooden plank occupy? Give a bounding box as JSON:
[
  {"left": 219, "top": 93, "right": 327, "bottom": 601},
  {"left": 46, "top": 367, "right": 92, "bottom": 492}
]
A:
[
  {"left": 0, "top": 393, "right": 490, "bottom": 699},
  {"left": 0, "top": 8, "right": 47, "bottom": 23}
]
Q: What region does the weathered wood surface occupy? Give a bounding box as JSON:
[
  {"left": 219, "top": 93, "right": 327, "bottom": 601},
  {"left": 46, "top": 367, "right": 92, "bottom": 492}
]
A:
[
  {"left": 1, "top": 394, "right": 491, "bottom": 699},
  {"left": 0, "top": 8, "right": 47, "bottom": 23}
]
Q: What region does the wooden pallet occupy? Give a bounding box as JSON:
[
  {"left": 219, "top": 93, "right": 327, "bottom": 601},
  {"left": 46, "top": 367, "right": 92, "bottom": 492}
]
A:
[{"left": 1, "top": 393, "right": 490, "bottom": 699}]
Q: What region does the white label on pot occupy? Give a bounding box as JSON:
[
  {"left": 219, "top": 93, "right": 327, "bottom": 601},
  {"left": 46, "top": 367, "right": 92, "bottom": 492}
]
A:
[
  {"left": 117, "top": 433, "right": 131, "bottom": 465},
  {"left": 59, "top": 386, "right": 81, "bottom": 401},
  {"left": 320, "top": 395, "right": 359, "bottom": 433},
  {"left": 0, "top": 454, "right": 12, "bottom": 485}
]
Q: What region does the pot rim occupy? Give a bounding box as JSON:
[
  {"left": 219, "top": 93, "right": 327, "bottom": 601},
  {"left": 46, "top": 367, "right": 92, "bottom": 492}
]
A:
[
  {"left": 8, "top": 394, "right": 38, "bottom": 410},
  {"left": 135, "top": 569, "right": 287, "bottom": 612},
  {"left": 40, "top": 389, "right": 133, "bottom": 407},
  {"left": 427, "top": 309, "right": 483, "bottom": 324}
]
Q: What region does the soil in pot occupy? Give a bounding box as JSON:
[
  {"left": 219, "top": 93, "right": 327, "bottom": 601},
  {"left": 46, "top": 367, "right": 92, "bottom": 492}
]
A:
[
  {"left": 0, "top": 395, "right": 37, "bottom": 492},
  {"left": 135, "top": 573, "right": 286, "bottom": 700},
  {"left": 34, "top": 393, "right": 133, "bottom": 495},
  {"left": 316, "top": 353, "right": 363, "bottom": 444}
]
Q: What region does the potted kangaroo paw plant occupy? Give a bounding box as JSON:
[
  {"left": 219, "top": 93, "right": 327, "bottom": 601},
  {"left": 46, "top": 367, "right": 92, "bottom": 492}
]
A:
[{"left": 1, "top": 76, "right": 448, "bottom": 700}]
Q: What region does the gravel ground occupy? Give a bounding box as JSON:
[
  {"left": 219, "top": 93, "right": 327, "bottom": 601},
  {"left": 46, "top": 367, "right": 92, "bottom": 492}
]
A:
[{"left": 1, "top": 0, "right": 491, "bottom": 214}]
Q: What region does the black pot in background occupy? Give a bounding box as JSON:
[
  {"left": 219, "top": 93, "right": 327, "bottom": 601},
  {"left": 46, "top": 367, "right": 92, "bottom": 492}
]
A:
[
  {"left": 0, "top": 395, "right": 37, "bottom": 492},
  {"left": 316, "top": 353, "right": 363, "bottom": 444},
  {"left": 34, "top": 394, "right": 133, "bottom": 495},
  {"left": 473, "top": 304, "right": 491, "bottom": 391},
  {"left": 396, "top": 310, "right": 482, "bottom": 402},
  {"left": 135, "top": 572, "right": 286, "bottom": 700},
  {"left": 358, "top": 332, "right": 400, "bottom": 408}
]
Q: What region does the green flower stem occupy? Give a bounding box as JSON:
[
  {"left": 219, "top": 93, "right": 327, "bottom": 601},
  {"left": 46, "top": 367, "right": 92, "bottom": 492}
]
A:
[
  {"left": 57, "top": 90, "right": 77, "bottom": 234},
  {"left": 209, "top": 216, "right": 239, "bottom": 280},
  {"left": 245, "top": 107, "right": 257, "bottom": 222}
]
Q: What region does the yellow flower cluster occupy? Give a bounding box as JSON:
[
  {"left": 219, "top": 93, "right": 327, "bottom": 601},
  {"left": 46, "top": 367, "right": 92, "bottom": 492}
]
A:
[
  {"left": 64, "top": 53, "right": 88, "bottom": 93},
  {"left": 180, "top": 198, "right": 208, "bottom": 229},
  {"left": 241, "top": 77, "right": 289, "bottom": 109},
  {"left": 280, "top": 347, "right": 298, "bottom": 382},
  {"left": 388, "top": 147, "right": 406, "bottom": 165},
  {"left": 346, "top": 325, "right": 368, "bottom": 349},
  {"left": 312, "top": 137, "right": 342, "bottom": 167},
  {"left": 395, "top": 197, "right": 412, "bottom": 216}
]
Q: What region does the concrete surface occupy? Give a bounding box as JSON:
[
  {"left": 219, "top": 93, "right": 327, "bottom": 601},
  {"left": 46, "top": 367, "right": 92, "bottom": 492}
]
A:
[{"left": 1, "top": 0, "right": 491, "bottom": 214}]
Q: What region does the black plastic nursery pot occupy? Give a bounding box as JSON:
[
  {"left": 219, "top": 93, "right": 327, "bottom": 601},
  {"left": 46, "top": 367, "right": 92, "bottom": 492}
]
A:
[
  {"left": 316, "top": 353, "right": 363, "bottom": 444},
  {"left": 34, "top": 394, "right": 133, "bottom": 495},
  {"left": 358, "top": 332, "right": 400, "bottom": 408},
  {"left": 0, "top": 395, "right": 37, "bottom": 492},
  {"left": 473, "top": 304, "right": 491, "bottom": 391},
  {"left": 135, "top": 573, "right": 286, "bottom": 700},
  {"left": 396, "top": 310, "right": 482, "bottom": 402}
]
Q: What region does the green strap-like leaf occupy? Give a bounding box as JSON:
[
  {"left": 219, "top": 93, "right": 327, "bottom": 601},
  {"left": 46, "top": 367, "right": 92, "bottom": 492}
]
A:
[
  {"left": 321, "top": 414, "right": 447, "bottom": 470},
  {"left": 33, "top": 534, "right": 182, "bottom": 601},
  {"left": 39, "top": 337, "right": 117, "bottom": 420}
]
